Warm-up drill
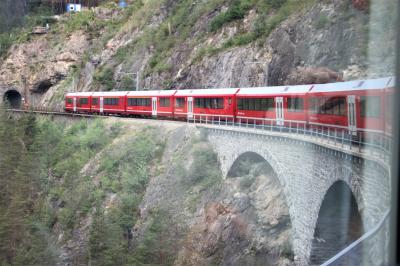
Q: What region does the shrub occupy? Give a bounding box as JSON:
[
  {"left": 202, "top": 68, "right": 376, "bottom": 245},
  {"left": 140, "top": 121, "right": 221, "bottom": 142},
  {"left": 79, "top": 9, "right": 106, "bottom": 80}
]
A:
[
  {"left": 210, "top": 0, "right": 252, "bottom": 32},
  {"left": 64, "top": 10, "right": 96, "bottom": 33},
  {"left": 316, "top": 15, "right": 330, "bottom": 29},
  {"left": 187, "top": 145, "right": 221, "bottom": 185},
  {"left": 93, "top": 66, "right": 116, "bottom": 91}
]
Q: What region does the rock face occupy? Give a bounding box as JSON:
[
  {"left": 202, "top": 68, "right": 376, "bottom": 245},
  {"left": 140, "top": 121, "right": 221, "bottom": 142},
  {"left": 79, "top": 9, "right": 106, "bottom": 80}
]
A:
[
  {"left": 267, "top": 1, "right": 369, "bottom": 85},
  {"left": 0, "top": 30, "right": 88, "bottom": 96}
]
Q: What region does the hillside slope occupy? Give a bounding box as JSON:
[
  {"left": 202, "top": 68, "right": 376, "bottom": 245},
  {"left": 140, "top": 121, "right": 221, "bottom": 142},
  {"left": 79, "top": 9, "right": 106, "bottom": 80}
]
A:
[{"left": 0, "top": 0, "right": 396, "bottom": 109}]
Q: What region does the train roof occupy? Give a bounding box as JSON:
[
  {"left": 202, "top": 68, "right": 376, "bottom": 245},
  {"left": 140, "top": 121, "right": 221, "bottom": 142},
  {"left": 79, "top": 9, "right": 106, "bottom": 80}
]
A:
[
  {"left": 310, "top": 77, "right": 394, "bottom": 93},
  {"left": 66, "top": 92, "right": 94, "bottom": 97},
  {"left": 91, "top": 91, "right": 130, "bottom": 97},
  {"left": 175, "top": 88, "right": 239, "bottom": 96},
  {"left": 127, "top": 90, "right": 177, "bottom": 97},
  {"left": 237, "top": 84, "right": 312, "bottom": 96}
]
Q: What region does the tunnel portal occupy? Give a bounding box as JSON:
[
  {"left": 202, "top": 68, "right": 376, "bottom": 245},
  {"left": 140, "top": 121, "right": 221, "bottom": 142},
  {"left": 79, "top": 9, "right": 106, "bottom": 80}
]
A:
[{"left": 3, "top": 90, "right": 22, "bottom": 108}]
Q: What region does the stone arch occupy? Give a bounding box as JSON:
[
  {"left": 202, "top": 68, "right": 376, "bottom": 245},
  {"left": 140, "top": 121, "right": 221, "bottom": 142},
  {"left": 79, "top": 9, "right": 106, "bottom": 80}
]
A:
[
  {"left": 226, "top": 150, "right": 296, "bottom": 261},
  {"left": 309, "top": 180, "right": 364, "bottom": 265},
  {"left": 3, "top": 90, "right": 22, "bottom": 108}
]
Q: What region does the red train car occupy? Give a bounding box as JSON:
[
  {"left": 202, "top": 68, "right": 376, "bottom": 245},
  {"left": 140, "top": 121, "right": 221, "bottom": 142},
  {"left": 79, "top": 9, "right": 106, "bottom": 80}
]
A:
[
  {"left": 126, "top": 90, "right": 176, "bottom": 117},
  {"left": 173, "top": 89, "right": 239, "bottom": 121},
  {"left": 65, "top": 92, "right": 93, "bottom": 113},
  {"left": 91, "top": 91, "right": 128, "bottom": 115},
  {"left": 236, "top": 85, "right": 312, "bottom": 126},
  {"left": 308, "top": 77, "right": 391, "bottom": 134}
]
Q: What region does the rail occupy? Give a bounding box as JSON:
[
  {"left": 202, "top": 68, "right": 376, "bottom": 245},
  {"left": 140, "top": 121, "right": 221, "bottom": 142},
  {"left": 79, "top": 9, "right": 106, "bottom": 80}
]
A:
[
  {"left": 7, "top": 108, "right": 98, "bottom": 118},
  {"left": 189, "top": 114, "right": 392, "bottom": 161}
]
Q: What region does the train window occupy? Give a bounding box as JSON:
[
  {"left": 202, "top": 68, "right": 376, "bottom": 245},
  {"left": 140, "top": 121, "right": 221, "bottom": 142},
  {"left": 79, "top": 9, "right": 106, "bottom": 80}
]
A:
[
  {"left": 360, "top": 96, "right": 381, "bottom": 118},
  {"left": 194, "top": 98, "right": 224, "bottom": 109},
  {"left": 255, "top": 98, "right": 261, "bottom": 111},
  {"left": 175, "top": 98, "right": 185, "bottom": 107},
  {"left": 238, "top": 99, "right": 249, "bottom": 110},
  {"left": 262, "top": 98, "right": 274, "bottom": 111},
  {"left": 248, "top": 98, "right": 255, "bottom": 111},
  {"left": 309, "top": 98, "right": 318, "bottom": 113},
  {"left": 205, "top": 98, "right": 211, "bottom": 108},
  {"left": 288, "top": 97, "right": 303, "bottom": 112},
  {"left": 92, "top": 98, "right": 98, "bottom": 105},
  {"left": 337, "top": 97, "right": 346, "bottom": 116},
  {"left": 310, "top": 97, "right": 346, "bottom": 116},
  {"left": 79, "top": 98, "right": 88, "bottom": 105},
  {"left": 159, "top": 98, "right": 170, "bottom": 107},
  {"left": 104, "top": 98, "right": 119, "bottom": 105},
  {"left": 128, "top": 98, "right": 150, "bottom": 106},
  {"left": 238, "top": 98, "right": 274, "bottom": 111},
  {"left": 67, "top": 98, "right": 73, "bottom": 104},
  {"left": 194, "top": 98, "right": 200, "bottom": 107}
]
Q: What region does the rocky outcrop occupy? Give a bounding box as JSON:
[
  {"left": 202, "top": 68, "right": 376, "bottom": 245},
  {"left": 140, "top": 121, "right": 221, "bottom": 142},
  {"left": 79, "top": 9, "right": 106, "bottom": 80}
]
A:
[
  {"left": 0, "top": 30, "right": 88, "bottom": 93},
  {"left": 285, "top": 67, "right": 343, "bottom": 85}
]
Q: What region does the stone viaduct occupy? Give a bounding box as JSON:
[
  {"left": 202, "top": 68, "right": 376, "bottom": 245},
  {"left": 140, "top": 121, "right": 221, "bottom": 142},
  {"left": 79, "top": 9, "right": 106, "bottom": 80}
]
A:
[{"left": 200, "top": 125, "right": 390, "bottom": 266}]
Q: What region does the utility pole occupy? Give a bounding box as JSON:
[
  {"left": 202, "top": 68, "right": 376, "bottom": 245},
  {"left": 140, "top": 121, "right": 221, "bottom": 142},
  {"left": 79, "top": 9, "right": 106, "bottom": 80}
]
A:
[
  {"left": 119, "top": 71, "right": 140, "bottom": 91},
  {"left": 136, "top": 70, "right": 140, "bottom": 91}
]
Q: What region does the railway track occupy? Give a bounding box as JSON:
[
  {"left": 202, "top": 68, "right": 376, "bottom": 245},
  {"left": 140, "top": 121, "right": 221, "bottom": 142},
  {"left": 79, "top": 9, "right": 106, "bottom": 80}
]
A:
[{"left": 7, "top": 108, "right": 103, "bottom": 118}]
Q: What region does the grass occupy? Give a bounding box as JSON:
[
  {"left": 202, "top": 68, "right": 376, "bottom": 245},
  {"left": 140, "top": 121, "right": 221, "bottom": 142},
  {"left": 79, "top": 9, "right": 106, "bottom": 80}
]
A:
[
  {"left": 209, "top": 0, "right": 254, "bottom": 32},
  {"left": 316, "top": 15, "right": 330, "bottom": 29}
]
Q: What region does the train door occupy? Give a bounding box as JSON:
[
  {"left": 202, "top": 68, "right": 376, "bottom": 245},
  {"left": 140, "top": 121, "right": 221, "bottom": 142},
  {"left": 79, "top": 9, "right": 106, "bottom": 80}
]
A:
[
  {"left": 152, "top": 97, "right": 157, "bottom": 117},
  {"left": 275, "top": 97, "right": 284, "bottom": 126},
  {"left": 347, "top": 95, "right": 357, "bottom": 134},
  {"left": 100, "top": 97, "right": 104, "bottom": 113},
  {"left": 187, "top": 97, "right": 193, "bottom": 119},
  {"left": 73, "top": 97, "right": 77, "bottom": 112}
]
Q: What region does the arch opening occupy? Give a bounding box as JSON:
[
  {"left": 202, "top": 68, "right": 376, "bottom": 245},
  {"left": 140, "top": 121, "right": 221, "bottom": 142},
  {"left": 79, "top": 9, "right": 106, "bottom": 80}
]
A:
[
  {"left": 227, "top": 152, "right": 266, "bottom": 178},
  {"left": 3, "top": 90, "right": 22, "bottom": 108},
  {"left": 310, "top": 180, "right": 363, "bottom": 265},
  {"left": 227, "top": 152, "right": 294, "bottom": 263}
]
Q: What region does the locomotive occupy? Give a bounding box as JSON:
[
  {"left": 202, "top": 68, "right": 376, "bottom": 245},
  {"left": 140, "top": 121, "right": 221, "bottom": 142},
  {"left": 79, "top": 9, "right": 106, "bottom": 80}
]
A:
[{"left": 65, "top": 76, "right": 394, "bottom": 136}]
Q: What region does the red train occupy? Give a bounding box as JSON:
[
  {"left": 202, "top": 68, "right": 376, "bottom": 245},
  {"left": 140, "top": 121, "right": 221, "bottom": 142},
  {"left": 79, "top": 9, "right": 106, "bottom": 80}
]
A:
[{"left": 65, "top": 77, "right": 395, "bottom": 136}]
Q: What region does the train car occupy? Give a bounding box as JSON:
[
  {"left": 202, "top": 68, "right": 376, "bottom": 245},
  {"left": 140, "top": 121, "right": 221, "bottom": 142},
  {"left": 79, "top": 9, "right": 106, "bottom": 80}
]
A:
[
  {"left": 173, "top": 89, "right": 239, "bottom": 121},
  {"left": 236, "top": 85, "right": 312, "bottom": 127},
  {"left": 308, "top": 77, "right": 391, "bottom": 135},
  {"left": 65, "top": 92, "right": 93, "bottom": 113},
  {"left": 91, "top": 91, "right": 128, "bottom": 115},
  {"left": 126, "top": 90, "right": 176, "bottom": 117}
]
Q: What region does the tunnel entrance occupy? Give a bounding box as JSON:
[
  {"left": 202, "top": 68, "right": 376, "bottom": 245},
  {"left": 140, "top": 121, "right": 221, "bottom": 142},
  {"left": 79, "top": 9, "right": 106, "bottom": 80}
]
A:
[
  {"left": 3, "top": 90, "right": 22, "bottom": 108},
  {"left": 310, "top": 180, "right": 363, "bottom": 265}
]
